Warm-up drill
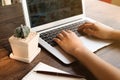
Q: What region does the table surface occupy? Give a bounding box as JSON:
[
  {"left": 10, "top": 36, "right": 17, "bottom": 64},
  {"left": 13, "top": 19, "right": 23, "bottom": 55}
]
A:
[{"left": 0, "top": 0, "right": 120, "bottom": 80}]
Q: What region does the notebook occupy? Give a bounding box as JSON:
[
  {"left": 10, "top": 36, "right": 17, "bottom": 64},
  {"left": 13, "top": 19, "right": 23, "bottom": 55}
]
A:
[
  {"left": 21, "top": 0, "right": 111, "bottom": 64},
  {"left": 22, "top": 62, "right": 86, "bottom": 80}
]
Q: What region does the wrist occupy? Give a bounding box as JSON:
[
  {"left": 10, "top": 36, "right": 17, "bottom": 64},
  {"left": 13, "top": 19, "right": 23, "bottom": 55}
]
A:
[
  {"left": 71, "top": 47, "right": 91, "bottom": 59},
  {"left": 111, "top": 30, "right": 120, "bottom": 41}
]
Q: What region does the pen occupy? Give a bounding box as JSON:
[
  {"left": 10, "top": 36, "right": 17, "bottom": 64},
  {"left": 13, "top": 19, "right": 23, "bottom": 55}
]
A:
[{"left": 34, "top": 70, "right": 85, "bottom": 78}]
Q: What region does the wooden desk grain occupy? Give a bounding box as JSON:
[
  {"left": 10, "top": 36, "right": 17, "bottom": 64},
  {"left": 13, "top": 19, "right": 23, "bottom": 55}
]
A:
[{"left": 0, "top": 0, "right": 120, "bottom": 80}]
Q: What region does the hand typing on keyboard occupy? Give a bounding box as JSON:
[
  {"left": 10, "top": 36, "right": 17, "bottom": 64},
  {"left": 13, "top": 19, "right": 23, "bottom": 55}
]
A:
[
  {"left": 40, "top": 21, "right": 85, "bottom": 46},
  {"left": 53, "top": 30, "right": 85, "bottom": 56},
  {"left": 54, "top": 22, "right": 120, "bottom": 80}
]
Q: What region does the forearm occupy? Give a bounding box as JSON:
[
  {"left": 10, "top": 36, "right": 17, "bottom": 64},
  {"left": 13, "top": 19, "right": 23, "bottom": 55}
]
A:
[
  {"left": 111, "top": 30, "right": 120, "bottom": 41},
  {"left": 73, "top": 48, "right": 120, "bottom": 80}
]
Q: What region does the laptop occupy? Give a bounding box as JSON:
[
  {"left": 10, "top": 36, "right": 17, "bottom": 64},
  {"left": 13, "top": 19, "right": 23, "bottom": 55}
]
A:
[{"left": 21, "top": 0, "right": 111, "bottom": 64}]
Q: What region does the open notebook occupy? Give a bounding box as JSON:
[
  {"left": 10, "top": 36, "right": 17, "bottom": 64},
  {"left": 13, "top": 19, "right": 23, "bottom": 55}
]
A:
[{"left": 22, "top": 62, "right": 86, "bottom": 80}]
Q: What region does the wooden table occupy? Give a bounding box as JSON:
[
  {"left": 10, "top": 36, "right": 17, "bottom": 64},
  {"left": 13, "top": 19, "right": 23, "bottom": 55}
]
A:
[{"left": 0, "top": 0, "right": 120, "bottom": 80}]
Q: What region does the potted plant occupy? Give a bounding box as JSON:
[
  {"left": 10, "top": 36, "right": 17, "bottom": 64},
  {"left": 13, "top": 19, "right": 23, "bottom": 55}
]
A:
[{"left": 9, "top": 25, "right": 41, "bottom": 63}]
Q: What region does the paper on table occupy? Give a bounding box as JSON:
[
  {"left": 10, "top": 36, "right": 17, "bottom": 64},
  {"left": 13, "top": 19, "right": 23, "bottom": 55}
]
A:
[
  {"left": 22, "top": 62, "right": 86, "bottom": 80},
  {"left": 80, "top": 36, "right": 112, "bottom": 52}
]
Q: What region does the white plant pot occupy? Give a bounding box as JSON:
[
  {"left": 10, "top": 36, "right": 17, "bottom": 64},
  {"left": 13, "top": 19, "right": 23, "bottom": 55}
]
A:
[{"left": 9, "top": 32, "right": 41, "bottom": 63}]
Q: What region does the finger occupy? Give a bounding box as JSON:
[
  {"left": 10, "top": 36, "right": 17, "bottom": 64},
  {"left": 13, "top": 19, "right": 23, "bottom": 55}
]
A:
[
  {"left": 78, "top": 23, "right": 86, "bottom": 31},
  {"left": 77, "top": 23, "right": 89, "bottom": 35},
  {"left": 53, "top": 38, "right": 61, "bottom": 45},
  {"left": 78, "top": 22, "right": 94, "bottom": 31},
  {"left": 57, "top": 33, "right": 64, "bottom": 40},
  {"left": 61, "top": 30, "right": 69, "bottom": 37},
  {"left": 66, "top": 30, "right": 72, "bottom": 33},
  {"left": 78, "top": 23, "right": 95, "bottom": 36},
  {"left": 66, "top": 30, "right": 77, "bottom": 36},
  {"left": 83, "top": 28, "right": 95, "bottom": 36},
  {"left": 78, "top": 22, "right": 90, "bottom": 30}
]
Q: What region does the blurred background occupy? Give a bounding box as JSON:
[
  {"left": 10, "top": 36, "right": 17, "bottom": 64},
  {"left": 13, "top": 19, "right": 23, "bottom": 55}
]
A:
[
  {"left": 101, "top": 0, "right": 120, "bottom": 6},
  {"left": 0, "top": 0, "right": 20, "bottom": 6},
  {"left": 0, "top": 0, "right": 120, "bottom": 6}
]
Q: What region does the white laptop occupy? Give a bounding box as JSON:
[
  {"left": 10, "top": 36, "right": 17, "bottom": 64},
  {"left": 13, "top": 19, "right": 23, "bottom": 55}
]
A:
[{"left": 21, "top": 0, "right": 111, "bottom": 64}]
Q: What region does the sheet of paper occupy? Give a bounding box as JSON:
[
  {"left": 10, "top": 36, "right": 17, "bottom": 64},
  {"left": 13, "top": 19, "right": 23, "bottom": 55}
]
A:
[
  {"left": 22, "top": 62, "right": 86, "bottom": 80},
  {"left": 80, "top": 36, "right": 111, "bottom": 52}
]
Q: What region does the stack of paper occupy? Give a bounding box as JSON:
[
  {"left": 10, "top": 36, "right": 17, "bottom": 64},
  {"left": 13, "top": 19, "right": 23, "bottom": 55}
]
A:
[{"left": 22, "top": 62, "right": 86, "bottom": 80}]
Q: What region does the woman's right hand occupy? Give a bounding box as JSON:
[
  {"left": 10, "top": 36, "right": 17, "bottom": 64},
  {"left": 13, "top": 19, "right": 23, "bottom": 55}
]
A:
[{"left": 54, "top": 30, "right": 87, "bottom": 56}]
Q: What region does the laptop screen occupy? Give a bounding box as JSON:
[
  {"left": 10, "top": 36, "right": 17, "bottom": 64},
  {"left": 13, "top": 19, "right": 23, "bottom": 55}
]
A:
[{"left": 26, "top": 0, "right": 83, "bottom": 28}]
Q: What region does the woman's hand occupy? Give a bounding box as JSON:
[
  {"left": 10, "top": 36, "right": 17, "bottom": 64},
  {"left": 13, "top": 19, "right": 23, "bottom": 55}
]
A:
[
  {"left": 54, "top": 30, "right": 87, "bottom": 56},
  {"left": 78, "top": 22, "right": 114, "bottom": 40}
]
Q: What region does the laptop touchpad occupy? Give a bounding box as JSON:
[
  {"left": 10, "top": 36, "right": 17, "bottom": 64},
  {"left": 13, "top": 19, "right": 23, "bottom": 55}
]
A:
[{"left": 79, "top": 36, "right": 112, "bottom": 52}]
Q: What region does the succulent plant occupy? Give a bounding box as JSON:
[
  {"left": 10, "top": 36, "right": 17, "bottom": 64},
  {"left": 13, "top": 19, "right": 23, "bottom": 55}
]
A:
[{"left": 14, "top": 25, "right": 30, "bottom": 39}]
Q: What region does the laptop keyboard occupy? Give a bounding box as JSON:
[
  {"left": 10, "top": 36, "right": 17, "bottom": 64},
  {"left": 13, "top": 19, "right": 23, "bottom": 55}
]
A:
[{"left": 40, "top": 21, "right": 85, "bottom": 46}]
